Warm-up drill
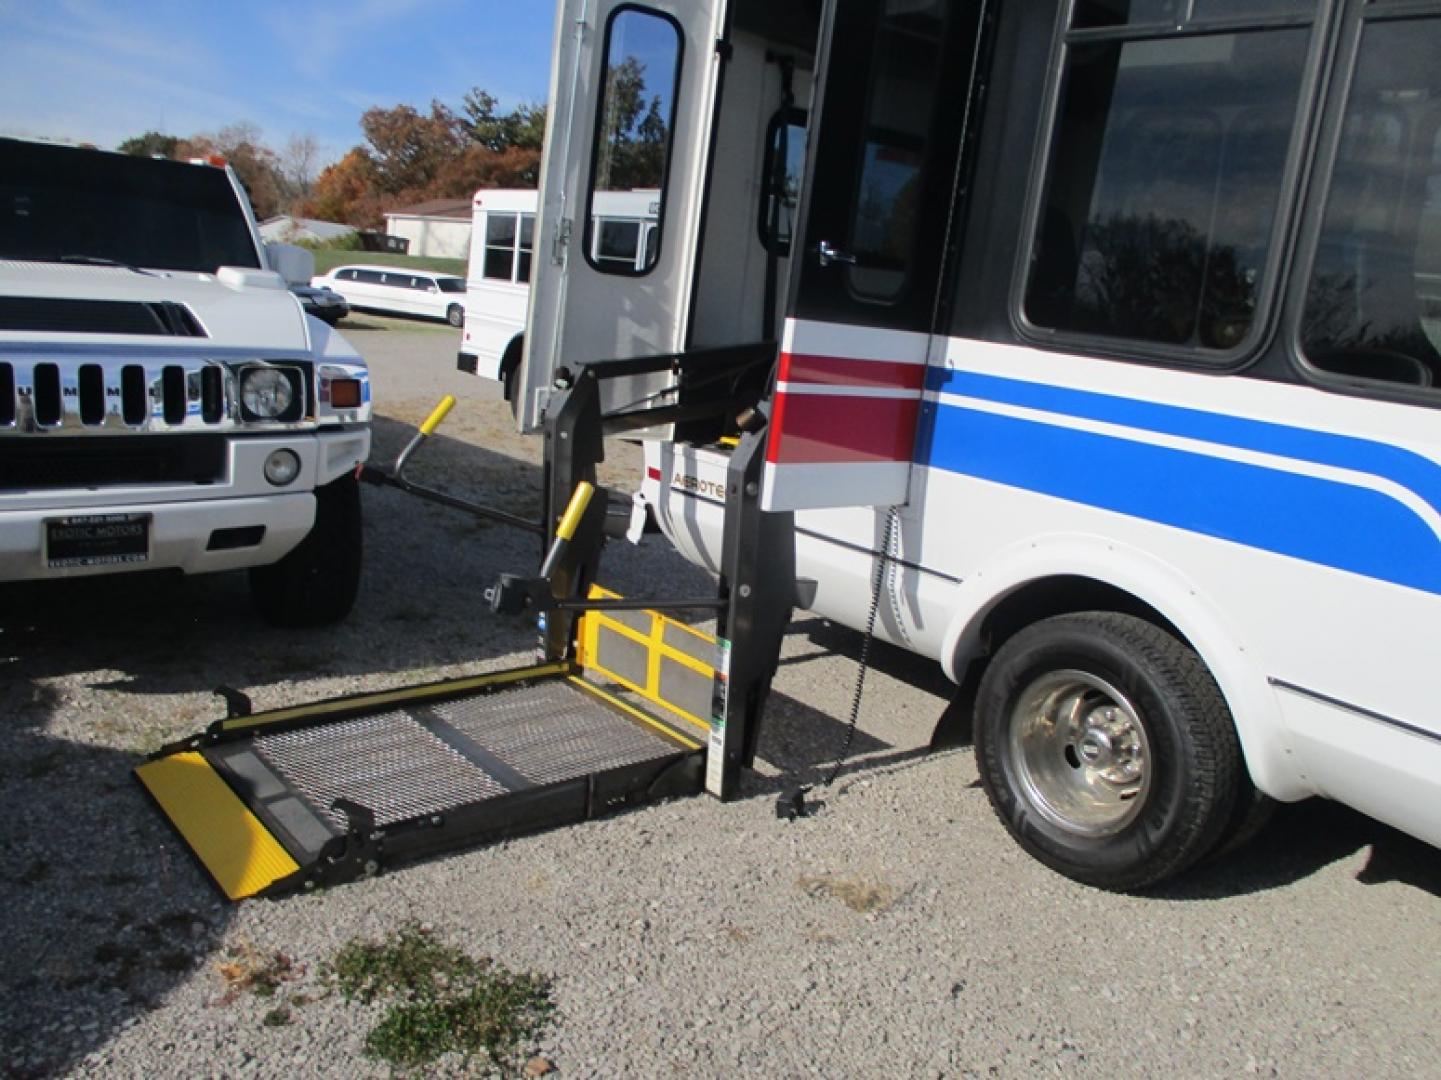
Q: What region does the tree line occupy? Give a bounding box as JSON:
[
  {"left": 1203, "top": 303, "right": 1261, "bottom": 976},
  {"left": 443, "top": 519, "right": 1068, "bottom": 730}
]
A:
[{"left": 118, "top": 89, "right": 547, "bottom": 229}]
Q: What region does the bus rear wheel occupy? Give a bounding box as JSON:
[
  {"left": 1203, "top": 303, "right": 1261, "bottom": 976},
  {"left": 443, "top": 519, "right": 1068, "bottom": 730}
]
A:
[{"left": 973, "top": 612, "right": 1241, "bottom": 891}]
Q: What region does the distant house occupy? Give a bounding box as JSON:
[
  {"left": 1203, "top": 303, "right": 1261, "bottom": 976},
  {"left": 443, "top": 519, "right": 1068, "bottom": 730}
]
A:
[
  {"left": 383, "top": 199, "right": 472, "bottom": 260},
  {"left": 258, "top": 215, "right": 356, "bottom": 246}
]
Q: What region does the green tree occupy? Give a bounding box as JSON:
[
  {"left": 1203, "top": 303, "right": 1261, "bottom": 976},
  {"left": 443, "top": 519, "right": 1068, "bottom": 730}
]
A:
[
  {"left": 595, "top": 57, "right": 667, "bottom": 192},
  {"left": 117, "top": 131, "right": 178, "bottom": 159},
  {"left": 462, "top": 89, "right": 547, "bottom": 153}
]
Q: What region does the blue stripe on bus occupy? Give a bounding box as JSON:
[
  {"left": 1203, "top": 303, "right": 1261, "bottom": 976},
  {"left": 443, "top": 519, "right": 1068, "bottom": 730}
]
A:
[
  {"left": 916, "top": 404, "right": 1441, "bottom": 595},
  {"left": 926, "top": 368, "right": 1441, "bottom": 518}
]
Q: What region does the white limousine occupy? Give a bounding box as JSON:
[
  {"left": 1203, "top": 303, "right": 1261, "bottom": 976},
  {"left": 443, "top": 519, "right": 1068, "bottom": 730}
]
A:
[{"left": 313, "top": 265, "right": 467, "bottom": 326}]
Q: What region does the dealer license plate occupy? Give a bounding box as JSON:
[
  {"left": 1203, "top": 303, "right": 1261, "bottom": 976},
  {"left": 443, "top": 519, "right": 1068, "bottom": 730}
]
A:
[{"left": 46, "top": 513, "right": 151, "bottom": 568}]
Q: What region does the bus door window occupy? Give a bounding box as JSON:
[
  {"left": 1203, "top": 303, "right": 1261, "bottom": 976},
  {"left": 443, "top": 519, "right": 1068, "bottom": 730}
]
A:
[
  {"left": 794, "top": 0, "right": 979, "bottom": 333},
  {"left": 585, "top": 6, "right": 681, "bottom": 276},
  {"left": 844, "top": 4, "right": 946, "bottom": 302},
  {"left": 1301, "top": 15, "right": 1441, "bottom": 390},
  {"left": 759, "top": 109, "right": 807, "bottom": 256}
]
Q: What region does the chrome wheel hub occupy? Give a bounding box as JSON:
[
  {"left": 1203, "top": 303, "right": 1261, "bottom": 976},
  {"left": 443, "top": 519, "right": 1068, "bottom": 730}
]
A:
[{"left": 1007, "top": 670, "right": 1151, "bottom": 837}]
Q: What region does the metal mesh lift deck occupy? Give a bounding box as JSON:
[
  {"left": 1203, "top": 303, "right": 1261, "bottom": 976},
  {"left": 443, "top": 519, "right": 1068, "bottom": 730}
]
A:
[
  {"left": 137, "top": 649, "right": 710, "bottom": 900},
  {"left": 136, "top": 360, "right": 792, "bottom": 902}
]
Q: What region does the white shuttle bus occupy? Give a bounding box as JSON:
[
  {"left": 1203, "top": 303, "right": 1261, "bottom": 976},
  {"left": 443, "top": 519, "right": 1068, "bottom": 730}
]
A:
[
  {"left": 458, "top": 187, "right": 659, "bottom": 405},
  {"left": 457, "top": 189, "right": 537, "bottom": 396},
  {"left": 521, "top": 0, "right": 1441, "bottom": 889}
]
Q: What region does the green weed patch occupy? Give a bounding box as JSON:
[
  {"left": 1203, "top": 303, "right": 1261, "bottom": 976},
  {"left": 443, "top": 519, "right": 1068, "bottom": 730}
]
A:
[{"left": 327, "top": 923, "right": 555, "bottom": 1073}]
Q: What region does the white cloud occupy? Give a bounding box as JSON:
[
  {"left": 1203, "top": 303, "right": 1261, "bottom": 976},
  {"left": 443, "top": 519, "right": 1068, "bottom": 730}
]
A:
[{"left": 257, "top": 0, "right": 440, "bottom": 81}]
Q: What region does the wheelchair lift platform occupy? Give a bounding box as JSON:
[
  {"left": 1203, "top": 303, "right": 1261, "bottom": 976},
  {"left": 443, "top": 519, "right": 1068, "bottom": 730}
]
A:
[
  {"left": 137, "top": 353, "right": 793, "bottom": 902},
  {"left": 137, "top": 594, "right": 718, "bottom": 900}
]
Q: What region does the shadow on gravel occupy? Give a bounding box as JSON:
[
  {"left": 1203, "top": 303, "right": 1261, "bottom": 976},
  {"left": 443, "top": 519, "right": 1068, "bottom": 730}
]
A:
[
  {"left": 0, "top": 414, "right": 701, "bottom": 699},
  {"left": 738, "top": 617, "right": 960, "bottom": 803},
  {"left": 0, "top": 687, "right": 231, "bottom": 1079},
  {"left": 0, "top": 412, "right": 704, "bottom": 1076},
  {"left": 1153, "top": 798, "right": 1441, "bottom": 902}
]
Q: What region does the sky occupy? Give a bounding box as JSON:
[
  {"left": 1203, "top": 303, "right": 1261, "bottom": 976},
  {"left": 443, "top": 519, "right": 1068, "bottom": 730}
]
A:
[{"left": 0, "top": 0, "right": 557, "bottom": 165}]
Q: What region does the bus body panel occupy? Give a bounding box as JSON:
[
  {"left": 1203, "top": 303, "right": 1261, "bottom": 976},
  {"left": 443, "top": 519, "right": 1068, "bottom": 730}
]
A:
[{"left": 645, "top": 321, "right": 1441, "bottom": 820}]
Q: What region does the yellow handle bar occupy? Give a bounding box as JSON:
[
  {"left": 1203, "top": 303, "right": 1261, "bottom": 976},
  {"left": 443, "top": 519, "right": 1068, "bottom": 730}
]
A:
[
  {"left": 555, "top": 481, "right": 595, "bottom": 541},
  {"left": 419, "top": 395, "right": 456, "bottom": 436}
]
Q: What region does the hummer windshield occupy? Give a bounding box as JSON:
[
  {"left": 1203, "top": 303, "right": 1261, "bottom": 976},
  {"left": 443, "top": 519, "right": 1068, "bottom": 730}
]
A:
[{"left": 0, "top": 137, "right": 263, "bottom": 273}]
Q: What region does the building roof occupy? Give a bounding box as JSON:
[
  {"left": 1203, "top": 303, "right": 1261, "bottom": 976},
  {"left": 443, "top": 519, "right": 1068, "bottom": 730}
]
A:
[
  {"left": 383, "top": 198, "right": 472, "bottom": 221},
  {"left": 257, "top": 215, "right": 355, "bottom": 241}
]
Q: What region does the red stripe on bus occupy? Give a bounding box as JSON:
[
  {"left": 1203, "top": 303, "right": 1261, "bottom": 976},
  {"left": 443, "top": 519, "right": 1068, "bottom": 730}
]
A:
[
  {"left": 766, "top": 391, "right": 920, "bottom": 464},
  {"left": 779, "top": 351, "right": 926, "bottom": 390}
]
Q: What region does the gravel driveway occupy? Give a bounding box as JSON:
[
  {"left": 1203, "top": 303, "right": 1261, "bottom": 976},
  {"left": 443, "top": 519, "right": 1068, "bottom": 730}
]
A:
[{"left": 2, "top": 323, "right": 1439, "bottom": 1078}]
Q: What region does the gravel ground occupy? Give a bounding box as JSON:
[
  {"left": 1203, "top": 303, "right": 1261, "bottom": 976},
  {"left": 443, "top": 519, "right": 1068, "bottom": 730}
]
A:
[{"left": 3, "top": 323, "right": 1440, "bottom": 1078}]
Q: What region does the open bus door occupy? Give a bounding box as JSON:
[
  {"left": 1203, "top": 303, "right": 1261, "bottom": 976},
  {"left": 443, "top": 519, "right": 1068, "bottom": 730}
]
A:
[
  {"left": 763, "top": 1, "right": 988, "bottom": 512},
  {"left": 520, "top": 0, "right": 729, "bottom": 434}
]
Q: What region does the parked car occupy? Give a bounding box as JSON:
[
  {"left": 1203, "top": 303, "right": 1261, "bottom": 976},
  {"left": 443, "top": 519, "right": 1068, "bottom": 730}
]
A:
[
  {"left": 289, "top": 282, "right": 349, "bottom": 326},
  {"left": 313, "top": 265, "right": 466, "bottom": 326}
]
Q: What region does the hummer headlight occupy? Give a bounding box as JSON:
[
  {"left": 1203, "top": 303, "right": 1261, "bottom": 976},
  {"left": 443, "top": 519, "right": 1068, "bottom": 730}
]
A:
[{"left": 240, "top": 366, "right": 302, "bottom": 422}]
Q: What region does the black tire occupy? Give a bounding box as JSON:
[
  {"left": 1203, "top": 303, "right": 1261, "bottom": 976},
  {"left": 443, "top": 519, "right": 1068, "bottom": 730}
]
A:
[
  {"left": 503, "top": 359, "right": 520, "bottom": 423},
  {"left": 973, "top": 612, "right": 1242, "bottom": 891},
  {"left": 1207, "top": 777, "right": 1276, "bottom": 862},
  {"left": 249, "top": 473, "right": 362, "bottom": 628},
  {"left": 446, "top": 303, "right": 464, "bottom": 328},
  {"left": 500, "top": 335, "right": 525, "bottom": 423}
]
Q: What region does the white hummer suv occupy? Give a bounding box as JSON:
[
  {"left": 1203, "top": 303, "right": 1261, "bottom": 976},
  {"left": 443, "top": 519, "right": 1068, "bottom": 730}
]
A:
[{"left": 0, "top": 138, "right": 372, "bottom": 626}]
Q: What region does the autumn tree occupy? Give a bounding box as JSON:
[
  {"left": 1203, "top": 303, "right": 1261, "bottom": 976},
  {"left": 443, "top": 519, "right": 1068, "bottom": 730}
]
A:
[
  {"left": 299, "top": 148, "right": 385, "bottom": 228},
  {"left": 176, "top": 122, "right": 286, "bottom": 219},
  {"left": 359, "top": 100, "right": 468, "bottom": 196},
  {"left": 145, "top": 88, "right": 552, "bottom": 229}
]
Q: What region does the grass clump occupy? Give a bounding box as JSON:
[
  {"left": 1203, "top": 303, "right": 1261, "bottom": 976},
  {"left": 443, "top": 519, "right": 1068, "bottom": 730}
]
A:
[{"left": 327, "top": 923, "right": 555, "bottom": 1073}]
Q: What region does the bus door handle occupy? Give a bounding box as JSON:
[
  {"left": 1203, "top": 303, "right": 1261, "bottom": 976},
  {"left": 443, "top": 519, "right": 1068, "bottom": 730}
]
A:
[{"left": 816, "top": 240, "right": 857, "bottom": 267}]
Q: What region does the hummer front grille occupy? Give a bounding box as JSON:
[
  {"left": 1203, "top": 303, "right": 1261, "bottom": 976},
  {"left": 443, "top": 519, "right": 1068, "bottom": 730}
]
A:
[{"left": 0, "top": 357, "right": 231, "bottom": 433}]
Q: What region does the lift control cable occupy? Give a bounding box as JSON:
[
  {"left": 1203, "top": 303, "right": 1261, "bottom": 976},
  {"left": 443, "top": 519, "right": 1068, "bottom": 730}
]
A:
[{"left": 776, "top": 506, "right": 901, "bottom": 820}]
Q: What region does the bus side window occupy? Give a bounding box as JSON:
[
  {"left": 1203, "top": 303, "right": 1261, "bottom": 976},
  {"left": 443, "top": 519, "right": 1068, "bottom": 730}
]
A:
[
  {"left": 1301, "top": 15, "right": 1441, "bottom": 390},
  {"left": 519, "top": 214, "right": 535, "bottom": 282},
  {"left": 1023, "top": 22, "right": 1311, "bottom": 356},
  {"left": 593, "top": 218, "right": 641, "bottom": 271},
  {"left": 485, "top": 213, "right": 518, "bottom": 282}
]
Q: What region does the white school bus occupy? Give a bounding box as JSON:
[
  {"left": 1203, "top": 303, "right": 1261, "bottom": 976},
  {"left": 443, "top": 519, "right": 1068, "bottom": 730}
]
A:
[
  {"left": 520, "top": 0, "right": 1441, "bottom": 889},
  {"left": 458, "top": 187, "right": 659, "bottom": 404}
]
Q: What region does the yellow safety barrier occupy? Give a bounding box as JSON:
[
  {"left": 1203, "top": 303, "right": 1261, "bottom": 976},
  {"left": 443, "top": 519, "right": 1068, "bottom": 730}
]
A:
[{"left": 576, "top": 585, "right": 716, "bottom": 736}]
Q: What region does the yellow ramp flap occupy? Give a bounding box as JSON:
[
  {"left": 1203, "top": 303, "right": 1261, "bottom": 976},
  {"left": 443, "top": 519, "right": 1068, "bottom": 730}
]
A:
[{"left": 136, "top": 752, "right": 298, "bottom": 900}]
